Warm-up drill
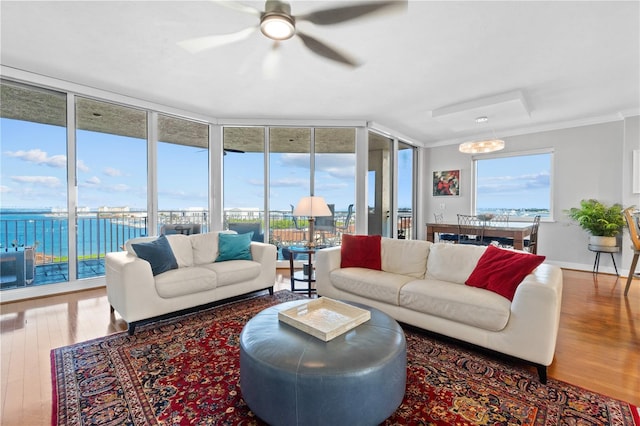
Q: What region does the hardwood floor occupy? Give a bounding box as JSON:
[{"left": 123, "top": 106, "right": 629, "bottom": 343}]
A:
[{"left": 1, "top": 269, "right": 638, "bottom": 425}]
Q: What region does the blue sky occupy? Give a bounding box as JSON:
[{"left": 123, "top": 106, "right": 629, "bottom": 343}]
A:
[
  {"left": 1, "top": 118, "right": 403, "bottom": 212},
  {"left": 1, "top": 117, "right": 547, "bottom": 212},
  {"left": 476, "top": 153, "right": 551, "bottom": 210}
]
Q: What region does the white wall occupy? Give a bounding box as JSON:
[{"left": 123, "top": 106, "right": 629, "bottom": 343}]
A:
[{"left": 424, "top": 116, "right": 640, "bottom": 274}]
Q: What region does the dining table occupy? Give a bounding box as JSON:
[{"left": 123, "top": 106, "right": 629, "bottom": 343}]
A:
[{"left": 426, "top": 221, "right": 535, "bottom": 250}]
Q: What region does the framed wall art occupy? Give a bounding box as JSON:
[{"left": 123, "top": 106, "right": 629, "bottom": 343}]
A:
[{"left": 433, "top": 170, "right": 460, "bottom": 196}]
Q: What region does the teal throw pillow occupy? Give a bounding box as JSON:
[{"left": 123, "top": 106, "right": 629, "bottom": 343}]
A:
[
  {"left": 131, "top": 235, "right": 178, "bottom": 276},
  {"left": 216, "top": 232, "right": 253, "bottom": 262}
]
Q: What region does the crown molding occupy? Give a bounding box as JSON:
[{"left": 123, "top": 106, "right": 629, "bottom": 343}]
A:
[{"left": 428, "top": 111, "right": 640, "bottom": 148}]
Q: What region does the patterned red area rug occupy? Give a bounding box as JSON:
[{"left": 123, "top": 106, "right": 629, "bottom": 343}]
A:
[{"left": 51, "top": 290, "right": 639, "bottom": 425}]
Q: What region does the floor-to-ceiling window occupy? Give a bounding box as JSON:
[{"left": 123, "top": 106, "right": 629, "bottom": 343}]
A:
[
  {"left": 368, "top": 131, "right": 393, "bottom": 237},
  {"left": 0, "top": 82, "right": 69, "bottom": 288},
  {"left": 75, "top": 97, "right": 148, "bottom": 279},
  {"left": 397, "top": 141, "right": 416, "bottom": 239},
  {"left": 1, "top": 76, "right": 417, "bottom": 298},
  {"left": 315, "top": 128, "right": 356, "bottom": 243},
  {"left": 270, "top": 127, "right": 312, "bottom": 248},
  {"left": 223, "top": 127, "right": 266, "bottom": 242},
  {"left": 158, "top": 114, "right": 209, "bottom": 234}
]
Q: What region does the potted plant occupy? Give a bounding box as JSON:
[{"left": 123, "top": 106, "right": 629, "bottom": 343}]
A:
[{"left": 566, "top": 199, "right": 625, "bottom": 246}]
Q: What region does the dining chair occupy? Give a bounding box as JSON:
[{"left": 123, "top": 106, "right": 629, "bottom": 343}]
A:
[
  {"left": 524, "top": 215, "right": 541, "bottom": 254},
  {"left": 623, "top": 208, "right": 640, "bottom": 296},
  {"left": 434, "top": 213, "right": 457, "bottom": 242},
  {"left": 483, "top": 214, "right": 511, "bottom": 246},
  {"left": 457, "top": 214, "right": 486, "bottom": 245}
]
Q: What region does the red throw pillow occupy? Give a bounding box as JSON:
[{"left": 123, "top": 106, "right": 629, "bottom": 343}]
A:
[
  {"left": 465, "top": 245, "right": 545, "bottom": 301},
  {"left": 340, "top": 234, "right": 382, "bottom": 270}
]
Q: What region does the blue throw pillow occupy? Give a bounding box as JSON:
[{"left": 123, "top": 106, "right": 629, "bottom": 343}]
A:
[
  {"left": 216, "top": 232, "right": 253, "bottom": 262},
  {"left": 131, "top": 235, "right": 178, "bottom": 276}
]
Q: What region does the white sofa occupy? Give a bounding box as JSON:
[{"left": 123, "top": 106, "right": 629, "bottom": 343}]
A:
[
  {"left": 106, "top": 232, "right": 277, "bottom": 334},
  {"left": 315, "top": 239, "right": 563, "bottom": 383}
]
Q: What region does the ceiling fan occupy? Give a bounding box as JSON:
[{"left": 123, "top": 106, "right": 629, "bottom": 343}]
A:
[{"left": 178, "top": 0, "right": 406, "bottom": 67}]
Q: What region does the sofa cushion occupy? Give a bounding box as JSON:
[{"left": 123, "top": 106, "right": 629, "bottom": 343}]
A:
[
  {"left": 203, "top": 260, "right": 262, "bottom": 287},
  {"left": 382, "top": 238, "right": 431, "bottom": 278},
  {"left": 190, "top": 232, "right": 219, "bottom": 265},
  {"left": 399, "top": 279, "right": 512, "bottom": 331},
  {"left": 426, "top": 243, "right": 487, "bottom": 284},
  {"left": 125, "top": 236, "right": 156, "bottom": 255},
  {"left": 131, "top": 235, "right": 178, "bottom": 276},
  {"left": 216, "top": 232, "right": 253, "bottom": 262},
  {"left": 465, "top": 245, "right": 546, "bottom": 301},
  {"left": 154, "top": 267, "right": 217, "bottom": 298},
  {"left": 166, "top": 234, "right": 194, "bottom": 268},
  {"left": 340, "top": 234, "right": 381, "bottom": 270},
  {"left": 330, "top": 268, "right": 415, "bottom": 305}
]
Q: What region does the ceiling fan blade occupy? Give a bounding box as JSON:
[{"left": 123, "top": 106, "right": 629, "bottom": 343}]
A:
[
  {"left": 262, "top": 42, "right": 281, "bottom": 80},
  {"left": 297, "top": 1, "right": 406, "bottom": 25},
  {"left": 178, "top": 26, "right": 257, "bottom": 54},
  {"left": 296, "top": 32, "right": 361, "bottom": 67},
  {"left": 210, "top": 0, "right": 262, "bottom": 17}
]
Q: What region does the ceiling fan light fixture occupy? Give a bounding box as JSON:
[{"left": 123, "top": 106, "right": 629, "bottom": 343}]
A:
[
  {"left": 459, "top": 139, "right": 505, "bottom": 154},
  {"left": 260, "top": 13, "right": 295, "bottom": 40}
]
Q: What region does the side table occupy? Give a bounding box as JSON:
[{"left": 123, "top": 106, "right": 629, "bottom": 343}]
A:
[
  {"left": 588, "top": 244, "right": 619, "bottom": 275},
  {"left": 288, "top": 247, "right": 315, "bottom": 297}
]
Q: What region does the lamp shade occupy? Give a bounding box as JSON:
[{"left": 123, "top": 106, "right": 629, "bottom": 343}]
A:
[
  {"left": 459, "top": 139, "right": 505, "bottom": 154},
  {"left": 293, "top": 196, "right": 332, "bottom": 217}
]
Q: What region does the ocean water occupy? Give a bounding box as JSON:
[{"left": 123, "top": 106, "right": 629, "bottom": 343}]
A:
[{"left": 0, "top": 209, "right": 147, "bottom": 258}]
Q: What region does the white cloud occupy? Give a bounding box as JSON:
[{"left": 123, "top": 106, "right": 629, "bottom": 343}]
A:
[
  {"left": 5, "top": 149, "right": 66, "bottom": 168},
  {"left": 11, "top": 175, "right": 61, "bottom": 187},
  {"left": 103, "top": 167, "right": 123, "bottom": 177},
  {"left": 109, "top": 184, "right": 130, "bottom": 192},
  {"left": 77, "top": 160, "right": 90, "bottom": 172},
  {"left": 0, "top": 185, "right": 11, "bottom": 193},
  {"left": 86, "top": 176, "right": 101, "bottom": 185}
]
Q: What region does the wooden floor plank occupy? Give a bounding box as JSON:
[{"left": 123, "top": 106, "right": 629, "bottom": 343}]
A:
[{"left": 0, "top": 269, "right": 638, "bottom": 425}]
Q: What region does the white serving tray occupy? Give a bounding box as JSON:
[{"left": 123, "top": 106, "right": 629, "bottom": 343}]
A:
[{"left": 278, "top": 297, "right": 371, "bottom": 341}]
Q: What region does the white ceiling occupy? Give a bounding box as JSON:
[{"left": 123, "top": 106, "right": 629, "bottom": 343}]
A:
[{"left": 1, "top": 1, "right": 639, "bottom": 147}]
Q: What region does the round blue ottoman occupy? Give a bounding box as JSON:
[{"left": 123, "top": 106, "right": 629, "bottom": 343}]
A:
[{"left": 239, "top": 300, "right": 406, "bottom": 426}]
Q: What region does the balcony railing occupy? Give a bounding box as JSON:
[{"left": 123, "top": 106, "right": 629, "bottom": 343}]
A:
[{"left": 0, "top": 207, "right": 408, "bottom": 290}]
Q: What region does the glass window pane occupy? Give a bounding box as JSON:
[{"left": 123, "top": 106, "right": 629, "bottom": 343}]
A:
[
  {"left": 158, "top": 114, "right": 209, "bottom": 235},
  {"left": 270, "top": 127, "right": 311, "bottom": 249},
  {"left": 76, "top": 97, "right": 148, "bottom": 279},
  {"left": 397, "top": 142, "right": 414, "bottom": 239},
  {"left": 0, "top": 82, "right": 68, "bottom": 287},
  {"left": 315, "top": 128, "right": 355, "bottom": 245},
  {"left": 224, "top": 127, "right": 265, "bottom": 242},
  {"left": 475, "top": 152, "right": 552, "bottom": 219}
]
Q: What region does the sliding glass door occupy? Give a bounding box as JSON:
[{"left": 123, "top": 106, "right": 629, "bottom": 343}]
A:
[
  {"left": 0, "top": 82, "right": 69, "bottom": 287},
  {"left": 75, "top": 97, "right": 148, "bottom": 278},
  {"left": 157, "top": 114, "right": 209, "bottom": 234}
]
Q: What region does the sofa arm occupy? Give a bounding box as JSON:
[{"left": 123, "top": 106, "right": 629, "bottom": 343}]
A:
[
  {"left": 507, "top": 263, "right": 563, "bottom": 365},
  {"left": 250, "top": 242, "right": 277, "bottom": 284},
  {"left": 315, "top": 246, "right": 342, "bottom": 295},
  {"left": 250, "top": 242, "right": 277, "bottom": 266},
  {"left": 105, "top": 251, "right": 158, "bottom": 323}
]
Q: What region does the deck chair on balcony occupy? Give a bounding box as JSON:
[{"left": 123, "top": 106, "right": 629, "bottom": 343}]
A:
[
  {"left": 623, "top": 208, "right": 640, "bottom": 296},
  {"left": 160, "top": 223, "right": 201, "bottom": 236},
  {"left": 314, "top": 204, "right": 336, "bottom": 244},
  {"left": 457, "top": 214, "right": 486, "bottom": 245},
  {"left": 335, "top": 204, "right": 354, "bottom": 238},
  {"left": 228, "top": 222, "right": 264, "bottom": 242},
  {"left": 290, "top": 204, "right": 307, "bottom": 243}
]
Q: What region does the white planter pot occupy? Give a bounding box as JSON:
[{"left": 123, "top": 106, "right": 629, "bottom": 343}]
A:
[{"left": 589, "top": 236, "right": 617, "bottom": 247}]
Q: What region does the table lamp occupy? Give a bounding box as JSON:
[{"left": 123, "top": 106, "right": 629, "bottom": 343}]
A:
[{"left": 293, "top": 196, "right": 332, "bottom": 248}]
